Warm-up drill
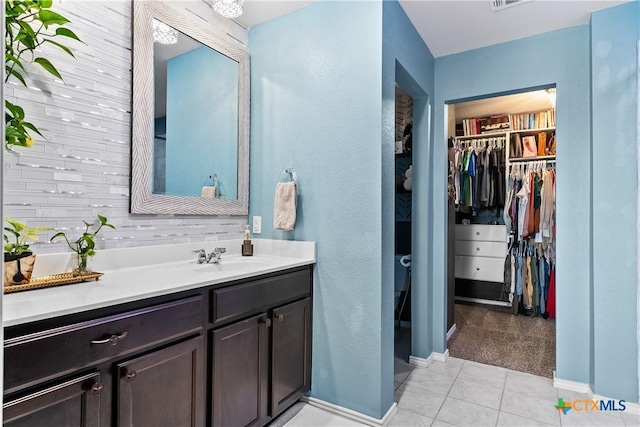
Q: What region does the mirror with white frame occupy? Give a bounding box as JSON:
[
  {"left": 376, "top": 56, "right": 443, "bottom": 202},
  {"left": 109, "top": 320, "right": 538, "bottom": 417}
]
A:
[{"left": 131, "top": 0, "right": 249, "bottom": 215}]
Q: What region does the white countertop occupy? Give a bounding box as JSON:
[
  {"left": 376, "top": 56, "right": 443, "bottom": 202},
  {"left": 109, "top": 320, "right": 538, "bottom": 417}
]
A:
[{"left": 3, "top": 239, "right": 316, "bottom": 327}]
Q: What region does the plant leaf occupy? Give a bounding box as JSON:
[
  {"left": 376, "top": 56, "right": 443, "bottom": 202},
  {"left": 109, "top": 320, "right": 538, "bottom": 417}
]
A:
[
  {"left": 33, "top": 57, "right": 62, "bottom": 80},
  {"left": 6, "top": 53, "right": 27, "bottom": 71},
  {"left": 22, "top": 121, "right": 44, "bottom": 137},
  {"left": 43, "top": 38, "right": 74, "bottom": 57},
  {"left": 8, "top": 67, "right": 27, "bottom": 86},
  {"left": 39, "top": 0, "right": 54, "bottom": 8},
  {"left": 97, "top": 215, "right": 107, "bottom": 224},
  {"left": 50, "top": 232, "right": 66, "bottom": 242},
  {"left": 38, "top": 10, "right": 70, "bottom": 28},
  {"left": 55, "top": 27, "right": 82, "bottom": 43}
]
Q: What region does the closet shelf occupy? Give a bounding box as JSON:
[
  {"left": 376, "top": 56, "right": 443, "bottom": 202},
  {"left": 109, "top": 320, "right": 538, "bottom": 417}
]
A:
[
  {"left": 509, "top": 155, "right": 556, "bottom": 162},
  {"left": 510, "top": 126, "right": 556, "bottom": 135},
  {"left": 456, "top": 130, "right": 508, "bottom": 140}
]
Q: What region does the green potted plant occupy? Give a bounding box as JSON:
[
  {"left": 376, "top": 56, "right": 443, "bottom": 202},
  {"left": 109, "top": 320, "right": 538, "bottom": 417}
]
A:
[
  {"left": 3, "top": 217, "right": 50, "bottom": 285},
  {"left": 5, "top": 0, "right": 83, "bottom": 149},
  {"left": 50, "top": 215, "right": 115, "bottom": 276}
]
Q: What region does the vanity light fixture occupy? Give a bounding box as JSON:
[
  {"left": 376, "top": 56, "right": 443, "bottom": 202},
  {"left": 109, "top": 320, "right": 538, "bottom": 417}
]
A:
[
  {"left": 213, "top": 0, "right": 243, "bottom": 19},
  {"left": 152, "top": 19, "right": 178, "bottom": 45}
]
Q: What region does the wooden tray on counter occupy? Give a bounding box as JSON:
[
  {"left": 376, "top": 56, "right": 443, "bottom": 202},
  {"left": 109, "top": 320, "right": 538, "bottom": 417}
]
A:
[{"left": 4, "top": 272, "right": 104, "bottom": 294}]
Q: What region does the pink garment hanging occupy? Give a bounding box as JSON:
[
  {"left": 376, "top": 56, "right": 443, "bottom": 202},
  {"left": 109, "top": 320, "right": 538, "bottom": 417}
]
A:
[{"left": 547, "top": 268, "right": 556, "bottom": 318}]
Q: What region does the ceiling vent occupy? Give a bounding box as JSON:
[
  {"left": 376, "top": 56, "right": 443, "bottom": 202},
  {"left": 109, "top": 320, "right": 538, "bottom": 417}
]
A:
[{"left": 491, "top": 0, "right": 531, "bottom": 12}]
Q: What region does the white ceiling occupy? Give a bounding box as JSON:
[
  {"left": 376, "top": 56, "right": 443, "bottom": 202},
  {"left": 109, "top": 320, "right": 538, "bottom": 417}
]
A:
[{"left": 236, "top": 0, "right": 632, "bottom": 57}]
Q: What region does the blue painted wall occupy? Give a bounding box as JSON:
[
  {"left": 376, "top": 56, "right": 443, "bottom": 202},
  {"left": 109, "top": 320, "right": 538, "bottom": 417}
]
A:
[
  {"left": 382, "top": 0, "right": 435, "bottom": 376},
  {"left": 590, "top": 1, "right": 639, "bottom": 402},
  {"left": 249, "top": 0, "right": 386, "bottom": 418},
  {"left": 166, "top": 46, "right": 238, "bottom": 198},
  {"left": 434, "top": 26, "right": 593, "bottom": 384}
]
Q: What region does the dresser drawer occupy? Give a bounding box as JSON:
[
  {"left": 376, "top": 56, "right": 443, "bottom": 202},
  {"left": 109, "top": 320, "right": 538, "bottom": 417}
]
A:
[
  {"left": 211, "top": 268, "right": 310, "bottom": 325},
  {"left": 455, "top": 224, "right": 507, "bottom": 242},
  {"left": 455, "top": 240, "right": 506, "bottom": 258},
  {"left": 5, "top": 296, "right": 203, "bottom": 394},
  {"left": 455, "top": 256, "right": 504, "bottom": 283}
]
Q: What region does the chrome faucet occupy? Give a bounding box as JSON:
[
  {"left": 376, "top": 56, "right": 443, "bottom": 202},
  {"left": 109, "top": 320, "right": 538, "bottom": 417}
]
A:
[{"left": 193, "top": 248, "right": 226, "bottom": 264}]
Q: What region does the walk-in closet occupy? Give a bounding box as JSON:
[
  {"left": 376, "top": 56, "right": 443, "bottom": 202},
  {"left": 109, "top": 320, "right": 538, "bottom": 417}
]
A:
[{"left": 446, "top": 89, "right": 557, "bottom": 378}]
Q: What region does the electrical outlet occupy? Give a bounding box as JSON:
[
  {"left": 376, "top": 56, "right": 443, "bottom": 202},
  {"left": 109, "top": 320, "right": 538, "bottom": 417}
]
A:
[{"left": 252, "top": 216, "right": 262, "bottom": 234}]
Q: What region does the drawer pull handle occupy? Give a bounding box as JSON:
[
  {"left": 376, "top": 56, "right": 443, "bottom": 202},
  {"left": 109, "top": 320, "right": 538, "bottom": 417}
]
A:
[
  {"left": 124, "top": 370, "right": 137, "bottom": 383},
  {"left": 260, "top": 318, "right": 272, "bottom": 327},
  {"left": 476, "top": 247, "right": 480, "bottom": 251},
  {"left": 91, "top": 331, "right": 128, "bottom": 346},
  {"left": 276, "top": 314, "right": 284, "bottom": 322},
  {"left": 476, "top": 267, "right": 480, "bottom": 271},
  {"left": 91, "top": 382, "right": 104, "bottom": 395}
]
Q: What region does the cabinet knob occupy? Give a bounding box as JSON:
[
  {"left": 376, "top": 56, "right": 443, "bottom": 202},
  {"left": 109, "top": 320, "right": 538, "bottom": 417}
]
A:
[
  {"left": 260, "top": 317, "right": 272, "bottom": 327},
  {"left": 476, "top": 267, "right": 480, "bottom": 271},
  {"left": 91, "top": 382, "right": 104, "bottom": 395},
  {"left": 476, "top": 232, "right": 480, "bottom": 236},
  {"left": 124, "top": 370, "right": 137, "bottom": 383},
  {"left": 91, "top": 331, "right": 128, "bottom": 346},
  {"left": 275, "top": 314, "right": 284, "bottom": 322},
  {"left": 476, "top": 247, "right": 480, "bottom": 251}
]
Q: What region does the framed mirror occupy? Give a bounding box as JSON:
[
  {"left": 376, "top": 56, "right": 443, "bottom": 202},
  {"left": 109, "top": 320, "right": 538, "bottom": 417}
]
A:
[{"left": 131, "top": 0, "right": 249, "bottom": 215}]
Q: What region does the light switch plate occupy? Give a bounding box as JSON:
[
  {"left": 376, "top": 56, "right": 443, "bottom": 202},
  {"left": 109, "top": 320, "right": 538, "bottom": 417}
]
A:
[{"left": 252, "top": 216, "right": 262, "bottom": 234}]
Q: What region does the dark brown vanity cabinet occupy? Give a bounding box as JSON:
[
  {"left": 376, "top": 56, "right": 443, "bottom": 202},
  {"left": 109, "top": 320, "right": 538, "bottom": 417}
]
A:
[
  {"left": 3, "top": 265, "right": 313, "bottom": 427},
  {"left": 210, "top": 268, "right": 313, "bottom": 427}
]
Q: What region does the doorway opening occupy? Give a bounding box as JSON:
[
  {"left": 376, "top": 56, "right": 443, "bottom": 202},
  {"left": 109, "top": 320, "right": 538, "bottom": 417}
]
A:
[
  {"left": 394, "top": 83, "right": 414, "bottom": 383},
  {"left": 446, "top": 87, "right": 557, "bottom": 378}
]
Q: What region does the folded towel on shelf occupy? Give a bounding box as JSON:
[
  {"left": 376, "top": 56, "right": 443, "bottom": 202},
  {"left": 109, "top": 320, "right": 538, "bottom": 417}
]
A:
[
  {"left": 201, "top": 186, "right": 218, "bottom": 198},
  {"left": 274, "top": 181, "right": 297, "bottom": 231}
]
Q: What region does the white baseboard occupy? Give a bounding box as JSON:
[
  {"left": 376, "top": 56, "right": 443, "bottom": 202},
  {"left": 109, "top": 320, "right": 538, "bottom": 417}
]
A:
[
  {"left": 409, "top": 354, "right": 433, "bottom": 368},
  {"left": 301, "top": 397, "right": 397, "bottom": 426},
  {"left": 409, "top": 350, "right": 450, "bottom": 368},
  {"left": 553, "top": 372, "right": 593, "bottom": 394},
  {"left": 433, "top": 349, "right": 450, "bottom": 362},
  {"left": 447, "top": 324, "right": 457, "bottom": 341}
]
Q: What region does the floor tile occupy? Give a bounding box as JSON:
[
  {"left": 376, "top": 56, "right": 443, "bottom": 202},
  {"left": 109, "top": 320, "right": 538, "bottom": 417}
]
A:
[
  {"left": 435, "top": 397, "right": 499, "bottom": 427},
  {"left": 388, "top": 409, "right": 433, "bottom": 427},
  {"left": 559, "top": 410, "right": 625, "bottom": 427},
  {"left": 621, "top": 411, "right": 640, "bottom": 426},
  {"left": 402, "top": 368, "right": 457, "bottom": 395},
  {"left": 284, "top": 405, "right": 366, "bottom": 426},
  {"left": 505, "top": 369, "right": 557, "bottom": 400},
  {"left": 497, "top": 411, "right": 555, "bottom": 426},
  {"left": 500, "top": 389, "right": 561, "bottom": 426},
  {"left": 425, "top": 358, "right": 464, "bottom": 378},
  {"left": 448, "top": 377, "right": 503, "bottom": 410},
  {"left": 430, "top": 419, "right": 456, "bottom": 426},
  {"left": 457, "top": 360, "right": 507, "bottom": 390},
  {"left": 395, "top": 384, "right": 447, "bottom": 419}
]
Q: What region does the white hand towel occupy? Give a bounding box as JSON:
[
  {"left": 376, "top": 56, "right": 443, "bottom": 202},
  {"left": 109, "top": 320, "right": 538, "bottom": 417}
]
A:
[
  {"left": 201, "top": 186, "right": 218, "bottom": 198},
  {"left": 274, "top": 181, "right": 297, "bottom": 230}
]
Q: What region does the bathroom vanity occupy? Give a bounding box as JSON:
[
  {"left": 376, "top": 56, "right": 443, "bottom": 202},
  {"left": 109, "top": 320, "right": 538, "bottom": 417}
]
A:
[{"left": 2, "top": 240, "right": 315, "bottom": 427}]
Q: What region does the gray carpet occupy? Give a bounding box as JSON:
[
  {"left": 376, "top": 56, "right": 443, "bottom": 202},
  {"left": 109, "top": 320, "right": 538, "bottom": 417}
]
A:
[{"left": 448, "top": 303, "right": 556, "bottom": 378}]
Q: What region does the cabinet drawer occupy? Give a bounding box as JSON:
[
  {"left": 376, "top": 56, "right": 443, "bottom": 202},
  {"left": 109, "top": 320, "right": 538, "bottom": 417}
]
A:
[
  {"left": 211, "top": 269, "right": 310, "bottom": 325},
  {"left": 455, "top": 241, "right": 506, "bottom": 258},
  {"left": 455, "top": 256, "right": 504, "bottom": 282},
  {"left": 455, "top": 224, "right": 507, "bottom": 242},
  {"left": 5, "top": 296, "right": 203, "bottom": 395}
]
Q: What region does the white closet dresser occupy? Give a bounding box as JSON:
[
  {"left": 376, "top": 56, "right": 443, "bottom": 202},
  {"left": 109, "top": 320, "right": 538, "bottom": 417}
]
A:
[{"left": 454, "top": 224, "right": 508, "bottom": 305}]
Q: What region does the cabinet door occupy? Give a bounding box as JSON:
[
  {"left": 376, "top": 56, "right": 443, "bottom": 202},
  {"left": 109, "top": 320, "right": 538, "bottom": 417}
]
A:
[
  {"left": 271, "top": 298, "right": 311, "bottom": 416},
  {"left": 211, "top": 313, "right": 269, "bottom": 427},
  {"left": 3, "top": 372, "right": 102, "bottom": 427},
  {"left": 116, "top": 336, "right": 204, "bottom": 427}
]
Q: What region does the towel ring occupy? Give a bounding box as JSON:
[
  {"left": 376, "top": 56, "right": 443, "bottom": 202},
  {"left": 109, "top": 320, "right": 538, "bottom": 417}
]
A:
[{"left": 278, "top": 168, "right": 297, "bottom": 183}]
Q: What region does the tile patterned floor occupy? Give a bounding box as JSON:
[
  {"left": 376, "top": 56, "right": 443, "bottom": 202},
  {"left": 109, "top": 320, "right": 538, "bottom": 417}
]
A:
[
  {"left": 281, "top": 357, "right": 640, "bottom": 426},
  {"left": 392, "top": 357, "right": 639, "bottom": 427}
]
